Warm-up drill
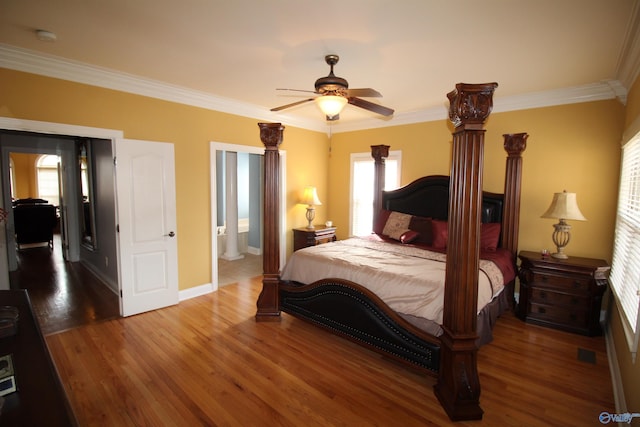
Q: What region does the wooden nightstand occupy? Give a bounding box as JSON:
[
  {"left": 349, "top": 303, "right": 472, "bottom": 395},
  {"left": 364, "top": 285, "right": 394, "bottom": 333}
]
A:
[
  {"left": 517, "top": 250, "right": 608, "bottom": 336},
  {"left": 293, "top": 226, "right": 337, "bottom": 251}
]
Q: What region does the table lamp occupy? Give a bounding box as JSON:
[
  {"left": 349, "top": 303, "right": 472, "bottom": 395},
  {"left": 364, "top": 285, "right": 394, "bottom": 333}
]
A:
[
  {"left": 541, "top": 190, "right": 586, "bottom": 259},
  {"left": 301, "top": 186, "right": 322, "bottom": 229}
]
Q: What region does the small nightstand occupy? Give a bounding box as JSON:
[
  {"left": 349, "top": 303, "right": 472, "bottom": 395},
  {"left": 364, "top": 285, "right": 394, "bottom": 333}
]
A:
[
  {"left": 293, "top": 226, "right": 337, "bottom": 251},
  {"left": 517, "top": 250, "right": 608, "bottom": 336}
]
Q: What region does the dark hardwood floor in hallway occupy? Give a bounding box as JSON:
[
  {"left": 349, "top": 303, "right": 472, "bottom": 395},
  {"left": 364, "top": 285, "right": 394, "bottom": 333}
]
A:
[{"left": 9, "top": 235, "right": 120, "bottom": 335}]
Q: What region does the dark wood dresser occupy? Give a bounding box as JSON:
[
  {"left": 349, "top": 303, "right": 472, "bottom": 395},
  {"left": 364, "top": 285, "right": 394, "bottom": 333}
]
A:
[
  {"left": 517, "top": 251, "right": 608, "bottom": 336},
  {"left": 293, "top": 226, "right": 337, "bottom": 251},
  {"left": 0, "top": 290, "right": 77, "bottom": 426}
]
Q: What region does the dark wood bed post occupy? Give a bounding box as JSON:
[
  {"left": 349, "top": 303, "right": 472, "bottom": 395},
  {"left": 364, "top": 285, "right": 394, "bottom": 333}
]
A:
[
  {"left": 434, "top": 83, "right": 498, "bottom": 421},
  {"left": 501, "top": 133, "right": 528, "bottom": 258},
  {"left": 256, "top": 122, "right": 284, "bottom": 321},
  {"left": 371, "top": 145, "right": 390, "bottom": 231}
]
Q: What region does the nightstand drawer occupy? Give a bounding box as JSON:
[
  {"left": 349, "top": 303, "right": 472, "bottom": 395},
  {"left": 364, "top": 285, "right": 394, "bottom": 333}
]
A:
[
  {"left": 529, "top": 302, "right": 589, "bottom": 328},
  {"left": 530, "top": 288, "right": 588, "bottom": 308},
  {"left": 530, "top": 271, "right": 590, "bottom": 294}
]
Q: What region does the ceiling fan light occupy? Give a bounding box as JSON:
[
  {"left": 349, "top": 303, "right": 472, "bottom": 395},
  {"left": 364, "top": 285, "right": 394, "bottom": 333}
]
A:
[{"left": 315, "top": 95, "right": 347, "bottom": 118}]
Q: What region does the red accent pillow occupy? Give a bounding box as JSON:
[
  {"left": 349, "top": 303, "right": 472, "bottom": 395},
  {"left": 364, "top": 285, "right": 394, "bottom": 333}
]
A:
[
  {"left": 400, "top": 229, "right": 420, "bottom": 244},
  {"left": 373, "top": 209, "right": 392, "bottom": 235},
  {"left": 409, "top": 216, "right": 433, "bottom": 245},
  {"left": 481, "top": 223, "right": 501, "bottom": 251},
  {"left": 431, "top": 220, "right": 448, "bottom": 248}
]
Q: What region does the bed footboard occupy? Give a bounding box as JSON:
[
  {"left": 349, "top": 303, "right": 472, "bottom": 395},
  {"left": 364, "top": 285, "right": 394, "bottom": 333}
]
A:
[{"left": 280, "top": 279, "right": 441, "bottom": 374}]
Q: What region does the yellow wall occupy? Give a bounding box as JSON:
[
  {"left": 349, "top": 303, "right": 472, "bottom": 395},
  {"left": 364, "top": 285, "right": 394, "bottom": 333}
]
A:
[
  {"left": 330, "top": 100, "right": 624, "bottom": 261},
  {"left": 0, "top": 68, "right": 329, "bottom": 290},
  {"left": 9, "top": 153, "right": 39, "bottom": 198}
]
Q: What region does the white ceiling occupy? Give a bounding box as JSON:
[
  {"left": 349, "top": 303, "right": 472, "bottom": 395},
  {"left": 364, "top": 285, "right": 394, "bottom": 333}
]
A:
[{"left": 1, "top": 0, "right": 639, "bottom": 132}]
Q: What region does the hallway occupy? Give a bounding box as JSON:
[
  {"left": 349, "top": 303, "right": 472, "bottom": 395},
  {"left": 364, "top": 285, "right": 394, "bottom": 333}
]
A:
[{"left": 8, "top": 236, "right": 120, "bottom": 335}]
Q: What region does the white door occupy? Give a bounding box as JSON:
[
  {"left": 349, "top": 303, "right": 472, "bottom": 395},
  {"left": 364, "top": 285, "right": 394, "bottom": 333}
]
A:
[{"left": 115, "top": 139, "right": 179, "bottom": 316}]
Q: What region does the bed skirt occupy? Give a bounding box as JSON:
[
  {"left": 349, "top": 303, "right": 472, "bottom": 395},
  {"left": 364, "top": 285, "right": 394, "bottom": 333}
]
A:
[{"left": 399, "top": 279, "right": 514, "bottom": 347}]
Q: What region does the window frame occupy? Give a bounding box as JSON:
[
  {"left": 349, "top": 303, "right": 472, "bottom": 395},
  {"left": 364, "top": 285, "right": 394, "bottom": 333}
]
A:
[{"left": 610, "top": 128, "right": 640, "bottom": 361}]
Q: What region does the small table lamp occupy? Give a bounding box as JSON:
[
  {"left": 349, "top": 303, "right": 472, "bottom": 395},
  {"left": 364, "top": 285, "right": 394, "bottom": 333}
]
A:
[
  {"left": 301, "top": 186, "right": 322, "bottom": 229},
  {"left": 541, "top": 190, "right": 586, "bottom": 259}
]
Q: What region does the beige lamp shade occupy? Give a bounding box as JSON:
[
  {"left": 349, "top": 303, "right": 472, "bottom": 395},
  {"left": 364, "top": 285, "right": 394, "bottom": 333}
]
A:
[
  {"left": 301, "top": 186, "right": 322, "bottom": 206},
  {"left": 315, "top": 95, "right": 347, "bottom": 119},
  {"left": 541, "top": 191, "right": 586, "bottom": 221}
]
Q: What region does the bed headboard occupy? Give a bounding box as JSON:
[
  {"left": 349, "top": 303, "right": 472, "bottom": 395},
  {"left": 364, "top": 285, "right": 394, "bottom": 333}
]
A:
[{"left": 381, "top": 175, "right": 504, "bottom": 224}]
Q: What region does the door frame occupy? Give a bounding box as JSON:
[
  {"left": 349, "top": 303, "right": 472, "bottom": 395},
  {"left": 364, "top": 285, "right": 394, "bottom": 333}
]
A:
[
  {"left": 0, "top": 117, "right": 123, "bottom": 290},
  {"left": 210, "top": 141, "right": 287, "bottom": 291}
]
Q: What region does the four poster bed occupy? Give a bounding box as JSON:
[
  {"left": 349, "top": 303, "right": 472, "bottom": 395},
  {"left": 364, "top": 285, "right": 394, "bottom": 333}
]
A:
[{"left": 256, "top": 83, "right": 528, "bottom": 421}]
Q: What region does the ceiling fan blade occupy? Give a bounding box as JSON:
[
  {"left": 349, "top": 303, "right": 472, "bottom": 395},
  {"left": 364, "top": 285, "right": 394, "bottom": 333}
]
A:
[
  {"left": 270, "top": 98, "right": 315, "bottom": 112},
  {"left": 348, "top": 97, "right": 394, "bottom": 116},
  {"left": 345, "top": 88, "right": 382, "bottom": 98},
  {"left": 276, "top": 88, "right": 318, "bottom": 94}
]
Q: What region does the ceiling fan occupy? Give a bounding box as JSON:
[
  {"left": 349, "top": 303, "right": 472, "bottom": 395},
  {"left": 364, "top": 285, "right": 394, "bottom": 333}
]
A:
[{"left": 271, "top": 54, "right": 394, "bottom": 121}]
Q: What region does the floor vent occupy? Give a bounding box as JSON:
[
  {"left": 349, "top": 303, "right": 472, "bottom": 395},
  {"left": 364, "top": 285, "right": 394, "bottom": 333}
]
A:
[{"left": 577, "top": 348, "right": 596, "bottom": 364}]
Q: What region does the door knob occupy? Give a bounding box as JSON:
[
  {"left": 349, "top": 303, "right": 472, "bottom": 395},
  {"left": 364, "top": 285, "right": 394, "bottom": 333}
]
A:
[{"left": 165, "top": 231, "right": 175, "bottom": 237}]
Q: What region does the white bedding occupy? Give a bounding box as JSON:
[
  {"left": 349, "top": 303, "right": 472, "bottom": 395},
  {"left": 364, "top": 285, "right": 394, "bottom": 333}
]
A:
[{"left": 280, "top": 237, "right": 505, "bottom": 325}]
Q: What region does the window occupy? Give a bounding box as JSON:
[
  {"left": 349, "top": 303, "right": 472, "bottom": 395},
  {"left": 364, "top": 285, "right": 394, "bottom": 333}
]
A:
[
  {"left": 36, "top": 154, "right": 61, "bottom": 206},
  {"left": 349, "top": 151, "right": 401, "bottom": 236},
  {"left": 610, "top": 132, "right": 640, "bottom": 360}
]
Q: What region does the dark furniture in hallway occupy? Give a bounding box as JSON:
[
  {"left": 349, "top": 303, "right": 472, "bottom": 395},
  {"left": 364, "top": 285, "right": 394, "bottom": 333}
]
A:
[{"left": 13, "top": 203, "right": 57, "bottom": 249}]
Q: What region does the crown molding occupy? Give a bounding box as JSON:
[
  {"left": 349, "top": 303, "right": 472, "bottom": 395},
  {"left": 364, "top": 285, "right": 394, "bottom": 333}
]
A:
[{"left": 0, "top": 44, "right": 628, "bottom": 134}]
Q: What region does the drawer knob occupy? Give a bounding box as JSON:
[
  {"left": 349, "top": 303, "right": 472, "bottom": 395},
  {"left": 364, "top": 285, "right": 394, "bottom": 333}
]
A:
[
  {"left": 540, "top": 291, "right": 547, "bottom": 299},
  {"left": 541, "top": 276, "right": 548, "bottom": 282},
  {"left": 571, "top": 297, "right": 579, "bottom": 305},
  {"left": 573, "top": 281, "right": 582, "bottom": 288},
  {"left": 537, "top": 307, "right": 546, "bottom": 314}
]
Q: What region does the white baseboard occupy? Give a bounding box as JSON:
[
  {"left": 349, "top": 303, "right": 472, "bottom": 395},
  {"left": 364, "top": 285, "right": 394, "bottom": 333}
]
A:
[
  {"left": 604, "top": 320, "right": 626, "bottom": 413},
  {"left": 179, "top": 283, "right": 214, "bottom": 301},
  {"left": 247, "top": 246, "right": 262, "bottom": 256},
  {"left": 80, "top": 261, "right": 118, "bottom": 295}
]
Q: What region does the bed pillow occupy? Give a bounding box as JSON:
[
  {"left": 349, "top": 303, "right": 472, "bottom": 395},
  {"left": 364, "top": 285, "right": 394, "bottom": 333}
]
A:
[
  {"left": 409, "top": 215, "right": 433, "bottom": 245},
  {"left": 430, "top": 221, "right": 501, "bottom": 250},
  {"left": 481, "top": 222, "right": 501, "bottom": 251},
  {"left": 373, "top": 209, "right": 392, "bottom": 235},
  {"left": 382, "top": 211, "right": 413, "bottom": 240},
  {"left": 431, "top": 220, "right": 448, "bottom": 248},
  {"left": 399, "top": 230, "right": 420, "bottom": 244}
]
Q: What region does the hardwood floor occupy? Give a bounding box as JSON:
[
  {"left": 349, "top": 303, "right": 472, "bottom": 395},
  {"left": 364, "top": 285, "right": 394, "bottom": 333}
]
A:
[
  {"left": 45, "top": 275, "right": 616, "bottom": 426},
  {"left": 9, "top": 237, "right": 120, "bottom": 335}
]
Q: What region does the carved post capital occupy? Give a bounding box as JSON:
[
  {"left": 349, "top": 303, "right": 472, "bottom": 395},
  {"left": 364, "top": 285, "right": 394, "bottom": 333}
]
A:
[
  {"left": 503, "top": 133, "right": 528, "bottom": 156},
  {"left": 447, "top": 83, "right": 498, "bottom": 128},
  {"left": 258, "top": 122, "right": 284, "bottom": 150},
  {"left": 371, "top": 145, "right": 390, "bottom": 163}
]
